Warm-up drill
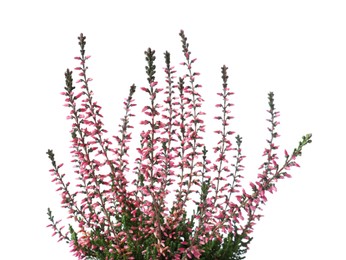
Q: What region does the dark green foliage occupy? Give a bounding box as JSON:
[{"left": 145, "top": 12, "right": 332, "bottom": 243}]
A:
[
  {"left": 145, "top": 48, "right": 156, "bottom": 83},
  {"left": 198, "top": 226, "right": 252, "bottom": 260}
]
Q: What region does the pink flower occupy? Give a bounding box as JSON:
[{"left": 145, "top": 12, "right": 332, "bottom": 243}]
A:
[{"left": 150, "top": 81, "right": 158, "bottom": 87}]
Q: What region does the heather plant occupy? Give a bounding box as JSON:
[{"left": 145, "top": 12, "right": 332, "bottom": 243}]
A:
[{"left": 46, "top": 31, "right": 312, "bottom": 260}]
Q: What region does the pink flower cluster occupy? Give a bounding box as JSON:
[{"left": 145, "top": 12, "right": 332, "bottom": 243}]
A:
[{"left": 47, "top": 31, "right": 312, "bottom": 260}]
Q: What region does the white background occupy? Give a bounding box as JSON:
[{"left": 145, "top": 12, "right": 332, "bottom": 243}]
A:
[{"left": 1, "top": 0, "right": 345, "bottom": 259}]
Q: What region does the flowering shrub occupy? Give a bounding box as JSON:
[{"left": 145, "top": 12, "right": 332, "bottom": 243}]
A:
[{"left": 46, "top": 31, "right": 312, "bottom": 260}]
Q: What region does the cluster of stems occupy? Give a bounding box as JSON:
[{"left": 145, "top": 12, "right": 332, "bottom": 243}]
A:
[{"left": 47, "top": 31, "right": 312, "bottom": 260}]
